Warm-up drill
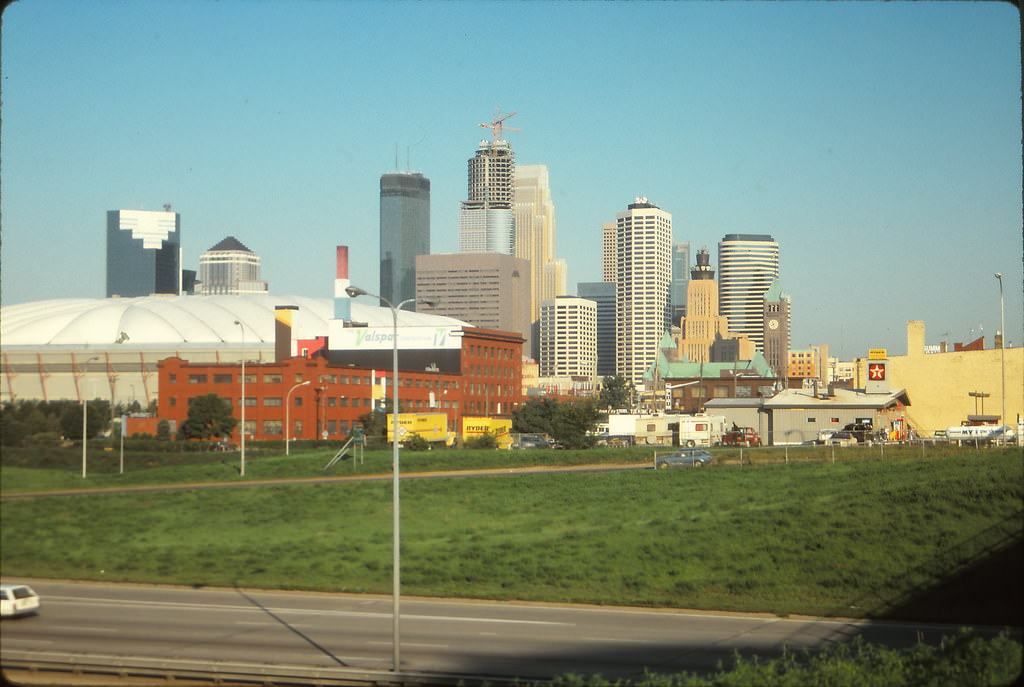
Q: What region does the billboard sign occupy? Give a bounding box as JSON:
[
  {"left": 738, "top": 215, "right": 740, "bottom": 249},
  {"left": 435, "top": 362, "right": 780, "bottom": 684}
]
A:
[{"left": 329, "top": 323, "right": 462, "bottom": 351}]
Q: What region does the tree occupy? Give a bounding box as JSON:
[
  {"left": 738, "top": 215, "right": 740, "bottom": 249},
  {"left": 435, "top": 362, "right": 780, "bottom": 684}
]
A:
[
  {"left": 511, "top": 398, "right": 556, "bottom": 436},
  {"left": 179, "top": 393, "right": 237, "bottom": 440},
  {"left": 599, "top": 375, "right": 634, "bottom": 411},
  {"left": 358, "top": 409, "right": 387, "bottom": 440},
  {"left": 59, "top": 401, "right": 108, "bottom": 441},
  {"left": 156, "top": 419, "right": 171, "bottom": 441},
  {"left": 553, "top": 399, "right": 602, "bottom": 449}
]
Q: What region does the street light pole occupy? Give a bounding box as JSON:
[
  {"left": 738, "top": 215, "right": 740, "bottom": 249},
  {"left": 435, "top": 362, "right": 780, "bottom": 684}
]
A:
[
  {"left": 81, "top": 356, "right": 100, "bottom": 478},
  {"left": 285, "top": 380, "right": 311, "bottom": 455},
  {"left": 995, "top": 273, "right": 1006, "bottom": 445},
  {"left": 234, "top": 320, "right": 247, "bottom": 476},
  {"left": 344, "top": 285, "right": 435, "bottom": 673}
]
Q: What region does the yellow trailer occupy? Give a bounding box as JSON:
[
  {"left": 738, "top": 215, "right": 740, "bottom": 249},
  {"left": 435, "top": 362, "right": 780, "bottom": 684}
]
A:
[
  {"left": 387, "top": 413, "right": 452, "bottom": 444},
  {"left": 461, "top": 417, "right": 513, "bottom": 449}
]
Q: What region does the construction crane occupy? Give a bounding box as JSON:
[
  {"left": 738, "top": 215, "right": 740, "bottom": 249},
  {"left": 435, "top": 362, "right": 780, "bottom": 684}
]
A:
[{"left": 479, "top": 108, "right": 521, "bottom": 143}]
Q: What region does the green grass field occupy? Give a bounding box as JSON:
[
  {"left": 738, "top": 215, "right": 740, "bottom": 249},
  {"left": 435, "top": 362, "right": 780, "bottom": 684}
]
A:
[{"left": 2, "top": 446, "right": 1021, "bottom": 620}]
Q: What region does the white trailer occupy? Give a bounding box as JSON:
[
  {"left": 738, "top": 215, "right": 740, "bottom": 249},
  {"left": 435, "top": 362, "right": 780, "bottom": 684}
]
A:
[
  {"left": 946, "top": 424, "right": 1016, "bottom": 445},
  {"left": 677, "top": 414, "right": 727, "bottom": 447}
]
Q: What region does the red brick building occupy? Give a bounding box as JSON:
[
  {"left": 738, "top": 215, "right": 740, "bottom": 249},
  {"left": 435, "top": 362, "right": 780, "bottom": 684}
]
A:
[{"left": 156, "top": 327, "right": 523, "bottom": 442}]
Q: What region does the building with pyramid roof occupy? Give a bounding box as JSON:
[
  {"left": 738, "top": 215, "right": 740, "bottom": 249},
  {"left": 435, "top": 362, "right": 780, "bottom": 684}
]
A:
[{"left": 197, "top": 236, "right": 268, "bottom": 295}]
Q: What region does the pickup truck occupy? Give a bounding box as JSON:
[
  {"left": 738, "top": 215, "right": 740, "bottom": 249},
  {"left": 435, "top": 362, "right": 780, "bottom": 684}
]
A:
[{"left": 721, "top": 426, "right": 761, "bottom": 447}]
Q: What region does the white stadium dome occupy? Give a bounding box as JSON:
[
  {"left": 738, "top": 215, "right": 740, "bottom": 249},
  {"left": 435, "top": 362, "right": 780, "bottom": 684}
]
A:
[{"left": 1, "top": 295, "right": 469, "bottom": 348}]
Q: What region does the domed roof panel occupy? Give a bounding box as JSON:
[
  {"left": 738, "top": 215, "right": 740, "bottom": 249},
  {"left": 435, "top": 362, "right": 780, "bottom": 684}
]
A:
[{"left": 1, "top": 295, "right": 470, "bottom": 348}]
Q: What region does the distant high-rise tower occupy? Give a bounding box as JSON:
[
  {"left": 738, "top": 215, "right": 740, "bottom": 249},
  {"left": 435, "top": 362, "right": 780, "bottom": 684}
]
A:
[
  {"left": 197, "top": 236, "right": 268, "bottom": 295},
  {"left": 614, "top": 198, "right": 672, "bottom": 384},
  {"left": 601, "top": 222, "right": 617, "bottom": 283},
  {"left": 106, "top": 209, "right": 181, "bottom": 298},
  {"left": 540, "top": 296, "right": 597, "bottom": 379},
  {"left": 459, "top": 116, "right": 516, "bottom": 254},
  {"left": 718, "top": 234, "right": 780, "bottom": 351},
  {"left": 380, "top": 171, "right": 430, "bottom": 306},
  {"left": 514, "top": 164, "right": 557, "bottom": 324},
  {"left": 670, "top": 242, "right": 691, "bottom": 324}
]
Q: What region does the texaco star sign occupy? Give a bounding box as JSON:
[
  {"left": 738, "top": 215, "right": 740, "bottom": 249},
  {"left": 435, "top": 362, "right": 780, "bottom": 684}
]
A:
[{"left": 868, "top": 363, "right": 886, "bottom": 380}]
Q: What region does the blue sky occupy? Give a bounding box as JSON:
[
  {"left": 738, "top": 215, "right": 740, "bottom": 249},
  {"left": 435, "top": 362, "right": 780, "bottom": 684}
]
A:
[{"left": 2, "top": 0, "right": 1020, "bottom": 358}]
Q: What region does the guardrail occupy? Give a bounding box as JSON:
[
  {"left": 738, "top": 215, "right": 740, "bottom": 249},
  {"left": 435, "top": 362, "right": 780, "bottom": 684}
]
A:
[{"left": 1, "top": 649, "right": 541, "bottom": 686}]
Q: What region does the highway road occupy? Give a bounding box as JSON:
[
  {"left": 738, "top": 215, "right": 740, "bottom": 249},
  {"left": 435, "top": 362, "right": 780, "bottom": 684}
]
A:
[{"left": 0, "top": 579, "right": 990, "bottom": 683}]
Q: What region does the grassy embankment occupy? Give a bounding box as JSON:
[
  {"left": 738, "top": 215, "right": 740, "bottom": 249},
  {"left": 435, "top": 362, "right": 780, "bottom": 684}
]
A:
[
  {"left": 2, "top": 445, "right": 1021, "bottom": 622},
  {"left": 0, "top": 440, "right": 984, "bottom": 491}
]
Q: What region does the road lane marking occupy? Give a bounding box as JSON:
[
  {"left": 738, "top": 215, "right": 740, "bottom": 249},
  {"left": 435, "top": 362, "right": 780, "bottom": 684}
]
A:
[
  {"left": 43, "top": 596, "right": 574, "bottom": 626},
  {"left": 2, "top": 638, "right": 55, "bottom": 646}
]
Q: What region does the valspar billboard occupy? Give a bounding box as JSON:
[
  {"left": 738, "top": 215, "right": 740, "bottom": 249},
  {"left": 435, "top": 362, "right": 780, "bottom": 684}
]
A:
[{"left": 328, "top": 323, "right": 463, "bottom": 350}]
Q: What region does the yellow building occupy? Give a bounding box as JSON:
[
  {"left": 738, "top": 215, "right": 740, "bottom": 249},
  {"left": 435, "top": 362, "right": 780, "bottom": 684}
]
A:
[
  {"left": 675, "top": 248, "right": 753, "bottom": 363},
  {"left": 856, "top": 321, "right": 1023, "bottom": 436}
]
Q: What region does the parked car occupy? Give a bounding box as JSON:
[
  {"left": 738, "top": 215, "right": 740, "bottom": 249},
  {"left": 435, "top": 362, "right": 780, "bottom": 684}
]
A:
[
  {"left": 655, "top": 448, "right": 713, "bottom": 468},
  {"left": 721, "top": 426, "right": 761, "bottom": 447},
  {"left": 514, "top": 434, "right": 552, "bottom": 449},
  {"left": 843, "top": 423, "right": 874, "bottom": 443},
  {"left": 829, "top": 431, "right": 857, "bottom": 447},
  {"left": 0, "top": 583, "right": 40, "bottom": 618}
]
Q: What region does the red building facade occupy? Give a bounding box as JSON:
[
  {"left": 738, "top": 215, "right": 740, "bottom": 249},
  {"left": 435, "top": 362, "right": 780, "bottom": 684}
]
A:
[{"left": 156, "top": 327, "right": 523, "bottom": 442}]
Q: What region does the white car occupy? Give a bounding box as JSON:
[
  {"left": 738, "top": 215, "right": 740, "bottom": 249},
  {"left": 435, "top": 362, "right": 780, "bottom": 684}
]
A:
[{"left": 0, "top": 583, "right": 41, "bottom": 618}]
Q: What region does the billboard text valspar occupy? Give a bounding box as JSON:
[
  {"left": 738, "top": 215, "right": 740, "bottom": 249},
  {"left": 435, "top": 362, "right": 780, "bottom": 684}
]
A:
[{"left": 328, "top": 323, "right": 462, "bottom": 350}]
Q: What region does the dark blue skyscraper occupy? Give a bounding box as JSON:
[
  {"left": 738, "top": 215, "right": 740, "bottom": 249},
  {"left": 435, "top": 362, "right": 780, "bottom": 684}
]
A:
[
  {"left": 380, "top": 172, "right": 430, "bottom": 307},
  {"left": 577, "top": 281, "right": 617, "bottom": 378},
  {"left": 106, "top": 209, "right": 181, "bottom": 298}
]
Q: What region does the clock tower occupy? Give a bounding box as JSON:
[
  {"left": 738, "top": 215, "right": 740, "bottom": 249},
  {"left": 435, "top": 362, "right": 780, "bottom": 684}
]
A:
[{"left": 762, "top": 281, "right": 791, "bottom": 378}]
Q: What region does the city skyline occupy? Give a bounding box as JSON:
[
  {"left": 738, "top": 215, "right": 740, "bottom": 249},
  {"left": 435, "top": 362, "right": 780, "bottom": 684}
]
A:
[{"left": 2, "top": 1, "right": 1020, "bottom": 359}]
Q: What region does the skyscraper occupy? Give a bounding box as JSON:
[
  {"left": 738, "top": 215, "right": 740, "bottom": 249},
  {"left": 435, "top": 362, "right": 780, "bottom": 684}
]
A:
[
  {"left": 674, "top": 248, "right": 753, "bottom": 363},
  {"left": 601, "top": 222, "right": 617, "bottom": 283},
  {"left": 106, "top": 209, "right": 180, "bottom": 298},
  {"left": 540, "top": 296, "right": 597, "bottom": 379},
  {"left": 577, "top": 281, "right": 616, "bottom": 378},
  {"left": 614, "top": 198, "right": 672, "bottom": 383},
  {"left": 415, "top": 252, "right": 531, "bottom": 351},
  {"left": 458, "top": 136, "right": 515, "bottom": 254},
  {"left": 670, "top": 242, "right": 691, "bottom": 325},
  {"left": 718, "top": 234, "right": 780, "bottom": 351},
  {"left": 513, "top": 164, "right": 557, "bottom": 324},
  {"left": 380, "top": 171, "right": 430, "bottom": 306},
  {"left": 196, "top": 236, "right": 268, "bottom": 295}
]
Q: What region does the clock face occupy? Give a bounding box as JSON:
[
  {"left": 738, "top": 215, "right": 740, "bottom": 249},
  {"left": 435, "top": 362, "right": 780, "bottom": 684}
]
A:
[{"left": 768, "top": 319, "right": 779, "bottom": 330}]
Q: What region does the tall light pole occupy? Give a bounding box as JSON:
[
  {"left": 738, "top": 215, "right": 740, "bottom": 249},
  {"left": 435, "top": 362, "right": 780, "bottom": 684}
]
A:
[
  {"left": 234, "top": 320, "right": 247, "bottom": 476},
  {"left": 344, "top": 285, "right": 435, "bottom": 673},
  {"left": 285, "top": 380, "right": 311, "bottom": 455},
  {"left": 995, "top": 273, "right": 1006, "bottom": 445},
  {"left": 81, "top": 356, "right": 100, "bottom": 478}
]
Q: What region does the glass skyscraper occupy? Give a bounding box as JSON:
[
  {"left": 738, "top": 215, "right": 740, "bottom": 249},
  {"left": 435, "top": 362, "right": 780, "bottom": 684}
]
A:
[
  {"left": 106, "top": 209, "right": 181, "bottom": 298},
  {"left": 670, "top": 242, "right": 691, "bottom": 325},
  {"left": 379, "top": 172, "right": 430, "bottom": 307}
]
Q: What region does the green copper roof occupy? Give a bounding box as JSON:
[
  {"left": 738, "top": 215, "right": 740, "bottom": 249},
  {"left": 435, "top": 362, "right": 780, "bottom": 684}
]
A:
[
  {"left": 763, "top": 279, "right": 789, "bottom": 301},
  {"left": 643, "top": 350, "right": 774, "bottom": 382}
]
